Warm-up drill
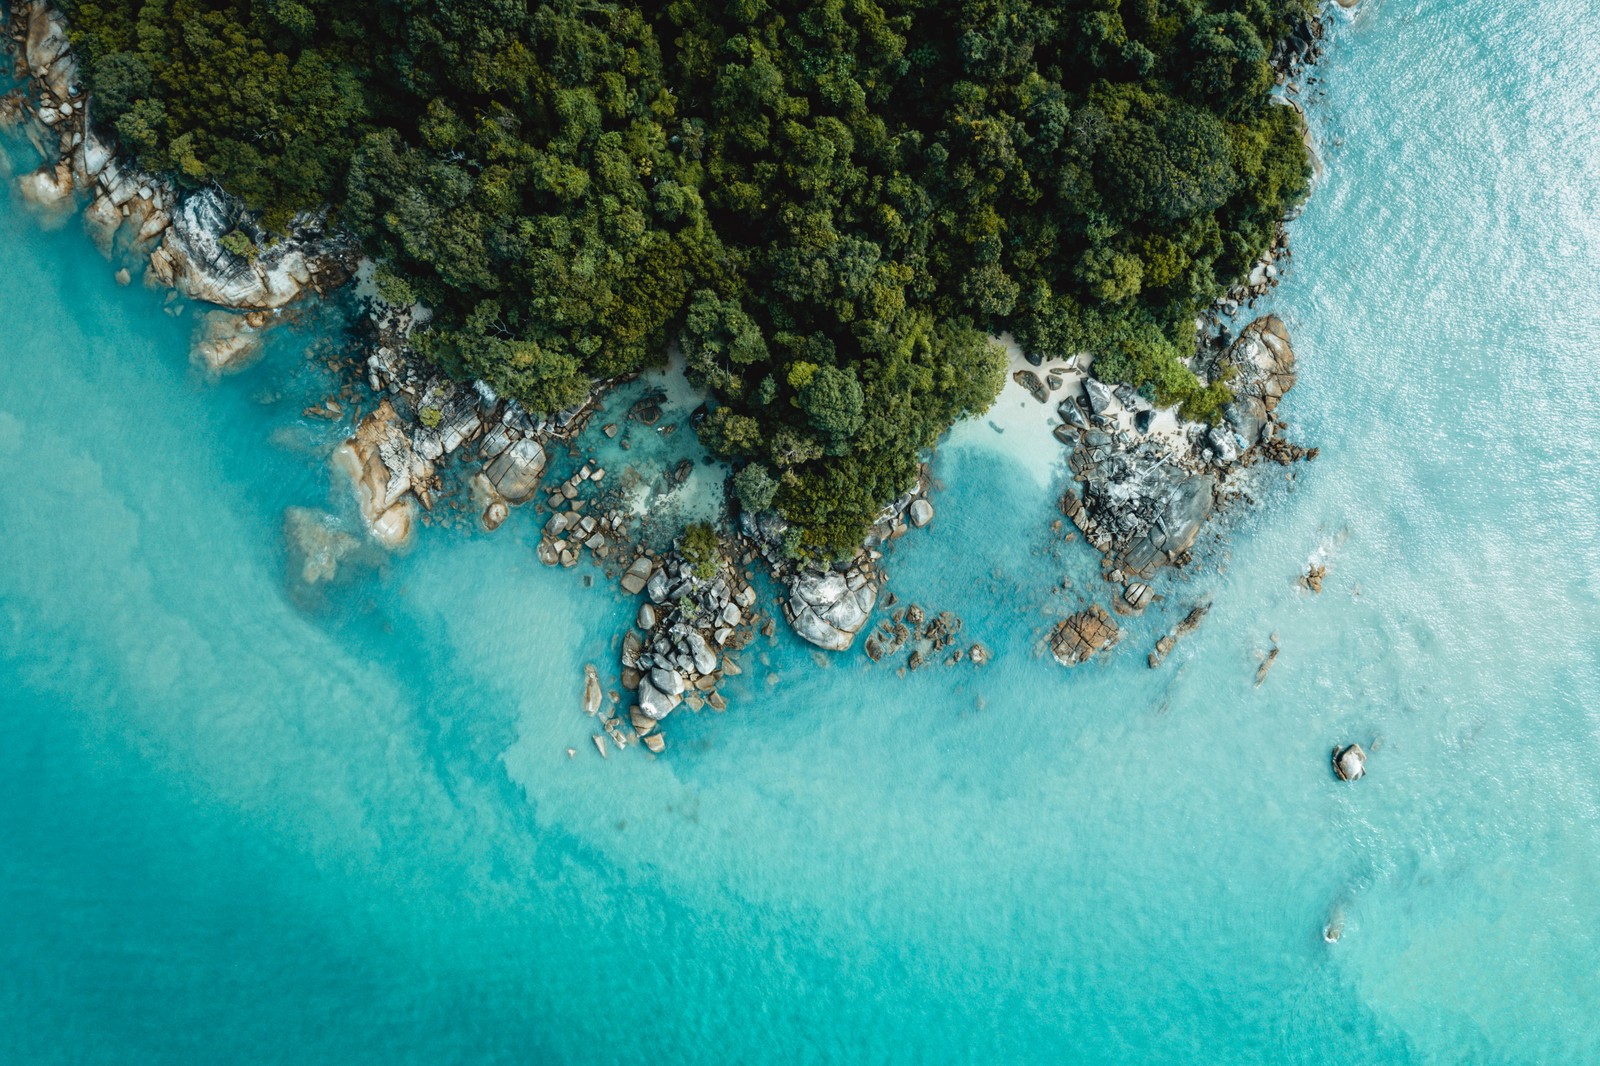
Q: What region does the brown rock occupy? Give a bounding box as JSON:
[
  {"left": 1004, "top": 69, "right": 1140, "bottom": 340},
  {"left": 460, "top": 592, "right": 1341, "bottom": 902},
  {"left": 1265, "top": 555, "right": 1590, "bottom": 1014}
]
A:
[{"left": 1049, "top": 604, "right": 1120, "bottom": 666}]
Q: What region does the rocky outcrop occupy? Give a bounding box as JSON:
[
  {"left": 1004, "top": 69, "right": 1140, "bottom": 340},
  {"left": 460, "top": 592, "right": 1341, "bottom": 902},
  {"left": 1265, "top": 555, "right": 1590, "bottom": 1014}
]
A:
[
  {"left": 332, "top": 400, "right": 433, "bottom": 547},
  {"left": 147, "top": 189, "right": 353, "bottom": 309},
  {"left": 616, "top": 547, "right": 758, "bottom": 745},
  {"left": 1218, "top": 315, "right": 1298, "bottom": 449},
  {"left": 1332, "top": 743, "right": 1366, "bottom": 781},
  {"left": 786, "top": 565, "right": 878, "bottom": 651},
  {"left": 482, "top": 438, "right": 547, "bottom": 503},
  {"left": 5, "top": 3, "right": 354, "bottom": 309},
  {"left": 1049, "top": 604, "right": 1120, "bottom": 666},
  {"left": 1057, "top": 315, "right": 1312, "bottom": 582}
]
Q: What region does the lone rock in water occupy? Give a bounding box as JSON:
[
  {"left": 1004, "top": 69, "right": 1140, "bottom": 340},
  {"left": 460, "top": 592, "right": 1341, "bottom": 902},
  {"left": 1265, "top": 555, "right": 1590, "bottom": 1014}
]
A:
[{"left": 1332, "top": 743, "right": 1366, "bottom": 781}]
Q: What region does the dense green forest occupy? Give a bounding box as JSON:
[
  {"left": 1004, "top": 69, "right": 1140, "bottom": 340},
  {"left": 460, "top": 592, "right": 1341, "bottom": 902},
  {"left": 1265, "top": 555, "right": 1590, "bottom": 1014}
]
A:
[{"left": 61, "top": 0, "right": 1311, "bottom": 558}]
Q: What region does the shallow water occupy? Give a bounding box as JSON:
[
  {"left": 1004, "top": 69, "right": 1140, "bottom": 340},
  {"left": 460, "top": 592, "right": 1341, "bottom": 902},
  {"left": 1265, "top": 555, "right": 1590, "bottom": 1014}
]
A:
[{"left": 3, "top": 1, "right": 1599, "bottom": 1061}]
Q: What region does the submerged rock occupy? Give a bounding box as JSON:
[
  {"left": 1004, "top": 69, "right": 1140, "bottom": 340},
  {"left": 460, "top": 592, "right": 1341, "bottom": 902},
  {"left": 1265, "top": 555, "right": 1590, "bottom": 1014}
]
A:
[
  {"left": 1148, "top": 603, "right": 1211, "bottom": 668},
  {"left": 283, "top": 507, "right": 359, "bottom": 585},
  {"left": 191, "top": 310, "right": 264, "bottom": 375},
  {"left": 582, "top": 664, "right": 603, "bottom": 716}
]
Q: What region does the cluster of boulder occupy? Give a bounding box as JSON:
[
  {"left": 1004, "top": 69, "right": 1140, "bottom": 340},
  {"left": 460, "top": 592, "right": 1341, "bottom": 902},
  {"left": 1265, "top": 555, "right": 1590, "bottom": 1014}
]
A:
[
  {"left": 1049, "top": 605, "right": 1121, "bottom": 666},
  {"left": 336, "top": 305, "right": 603, "bottom": 547},
  {"left": 615, "top": 549, "right": 759, "bottom": 753},
  {"left": 535, "top": 465, "right": 622, "bottom": 566},
  {"left": 1056, "top": 315, "right": 1311, "bottom": 605},
  {"left": 862, "top": 595, "right": 989, "bottom": 671}
]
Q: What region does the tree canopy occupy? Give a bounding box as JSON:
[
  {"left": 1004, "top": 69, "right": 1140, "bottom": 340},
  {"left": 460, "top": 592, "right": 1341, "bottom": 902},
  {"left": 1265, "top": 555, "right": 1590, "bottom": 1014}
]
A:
[{"left": 63, "top": 0, "right": 1312, "bottom": 558}]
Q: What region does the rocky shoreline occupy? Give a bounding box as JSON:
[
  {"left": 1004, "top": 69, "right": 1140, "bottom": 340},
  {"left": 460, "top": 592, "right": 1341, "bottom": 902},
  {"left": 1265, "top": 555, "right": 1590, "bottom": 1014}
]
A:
[{"left": 2, "top": 0, "right": 1344, "bottom": 754}]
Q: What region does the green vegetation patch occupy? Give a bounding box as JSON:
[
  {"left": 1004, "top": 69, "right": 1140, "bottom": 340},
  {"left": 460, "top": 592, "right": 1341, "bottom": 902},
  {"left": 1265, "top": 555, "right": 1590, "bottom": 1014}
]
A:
[{"left": 64, "top": 0, "right": 1312, "bottom": 558}]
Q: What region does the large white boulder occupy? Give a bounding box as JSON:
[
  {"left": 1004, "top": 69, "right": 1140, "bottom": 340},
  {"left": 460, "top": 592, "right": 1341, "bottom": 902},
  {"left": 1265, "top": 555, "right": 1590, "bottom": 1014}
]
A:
[{"left": 787, "top": 569, "right": 877, "bottom": 651}]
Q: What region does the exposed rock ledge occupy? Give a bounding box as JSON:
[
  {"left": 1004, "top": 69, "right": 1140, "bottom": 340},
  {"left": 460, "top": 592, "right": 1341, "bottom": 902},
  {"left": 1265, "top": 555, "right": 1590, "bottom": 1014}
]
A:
[{"left": 5, "top": 2, "right": 354, "bottom": 309}]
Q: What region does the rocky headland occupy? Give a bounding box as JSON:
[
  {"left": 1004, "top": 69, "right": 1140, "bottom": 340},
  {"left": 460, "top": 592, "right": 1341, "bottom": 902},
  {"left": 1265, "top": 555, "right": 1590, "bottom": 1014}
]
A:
[{"left": 2, "top": 0, "right": 1341, "bottom": 753}]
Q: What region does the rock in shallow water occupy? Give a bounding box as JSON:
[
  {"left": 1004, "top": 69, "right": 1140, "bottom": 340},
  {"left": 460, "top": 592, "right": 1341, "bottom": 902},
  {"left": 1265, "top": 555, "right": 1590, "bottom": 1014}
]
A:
[
  {"left": 1333, "top": 744, "right": 1366, "bottom": 781},
  {"left": 283, "top": 507, "right": 359, "bottom": 585},
  {"left": 1049, "top": 605, "right": 1120, "bottom": 666},
  {"left": 332, "top": 400, "right": 431, "bottom": 548},
  {"left": 787, "top": 569, "right": 877, "bottom": 651},
  {"left": 190, "top": 310, "right": 263, "bottom": 375}
]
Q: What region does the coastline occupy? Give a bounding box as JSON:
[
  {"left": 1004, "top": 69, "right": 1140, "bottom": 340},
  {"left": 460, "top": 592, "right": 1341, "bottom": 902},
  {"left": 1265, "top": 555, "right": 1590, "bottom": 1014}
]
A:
[{"left": 1, "top": 0, "right": 1343, "bottom": 754}]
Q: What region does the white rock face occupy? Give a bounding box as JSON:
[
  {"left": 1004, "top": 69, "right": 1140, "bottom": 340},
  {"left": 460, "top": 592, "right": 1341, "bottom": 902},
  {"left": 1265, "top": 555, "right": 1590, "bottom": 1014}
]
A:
[
  {"left": 147, "top": 189, "right": 344, "bottom": 309},
  {"left": 787, "top": 569, "right": 877, "bottom": 651}
]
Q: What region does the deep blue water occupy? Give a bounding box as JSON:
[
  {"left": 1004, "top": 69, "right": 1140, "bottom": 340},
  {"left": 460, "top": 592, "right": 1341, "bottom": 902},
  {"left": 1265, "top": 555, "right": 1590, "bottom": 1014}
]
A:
[{"left": 3, "top": 2, "right": 1599, "bottom": 1061}]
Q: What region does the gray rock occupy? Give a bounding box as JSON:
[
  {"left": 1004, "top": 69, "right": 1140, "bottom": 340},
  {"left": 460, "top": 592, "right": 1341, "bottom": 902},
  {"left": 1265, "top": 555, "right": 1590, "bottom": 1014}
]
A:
[
  {"left": 637, "top": 603, "right": 657, "bottom": 630},
  {"left": 645, "top": 568, "right": 671, "bottom": 604},
  {"left": 649, "top": 667, "right": 685, "bottom": 697},
  {"left": 788, "top": 569, "right": 877, "bottom": 651},
  {"left": 483, "top": 438, "right": 547, "bottom": 503},
  {"left": 620, "top": 555, "right": 654, "bottom": 595},
  {"left": 1085, "top": 378, "right": 1119, "bottom": 416},
  {"left": 720, "top": 602, "right": 742, "bottom": 627},
  {"left": 684, "top": 630, "right": 718, "bottom": 675},
  {"left": 909, "top": 498, "right": 934, "bottom": 528},
  {"left": 636, "top": 678, "right": 679, "bottom": 721},
  {"left": 1057, "top": 400, "right": 1089, "bottom": 430}
]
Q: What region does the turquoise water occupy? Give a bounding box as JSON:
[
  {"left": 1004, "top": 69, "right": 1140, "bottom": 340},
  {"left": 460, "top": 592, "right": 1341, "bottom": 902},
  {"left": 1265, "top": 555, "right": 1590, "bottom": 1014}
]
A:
[{"left": 3, "top": 1, "right": 1600, "bottom": 1061}]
